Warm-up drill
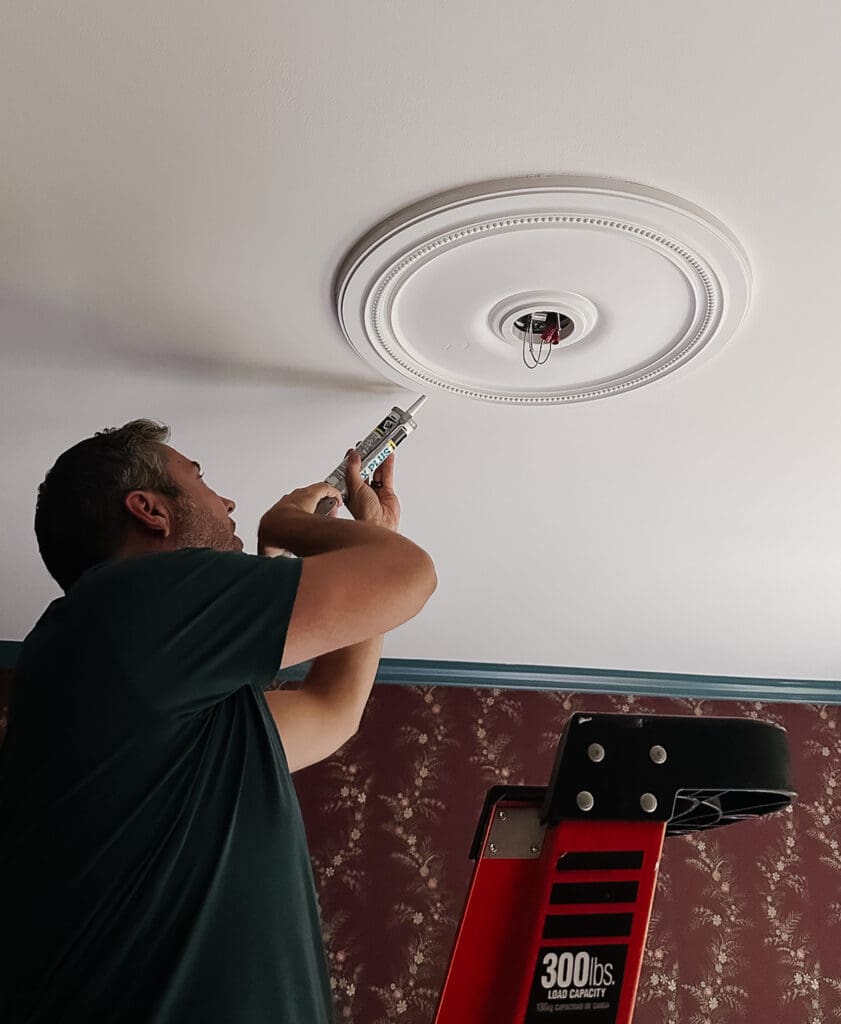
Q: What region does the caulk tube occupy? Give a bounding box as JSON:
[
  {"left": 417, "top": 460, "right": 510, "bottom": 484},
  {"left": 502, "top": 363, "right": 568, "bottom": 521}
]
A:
[{"left": 315, "top": 396, "right": 427, "bottom": 516}]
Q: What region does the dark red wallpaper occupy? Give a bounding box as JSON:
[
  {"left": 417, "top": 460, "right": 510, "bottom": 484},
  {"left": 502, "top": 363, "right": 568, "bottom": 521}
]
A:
[
  {"left": 292, "top": 684, "right": 839, "bottom": 1024},
  {"left": 3, "top": 668, "right": 839, "bottom": 1023}
]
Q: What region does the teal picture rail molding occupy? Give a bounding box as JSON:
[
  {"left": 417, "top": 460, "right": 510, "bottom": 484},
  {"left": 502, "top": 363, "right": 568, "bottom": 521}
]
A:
[{"left": 2, "top": 640, "right": 839, "bottom": 703}]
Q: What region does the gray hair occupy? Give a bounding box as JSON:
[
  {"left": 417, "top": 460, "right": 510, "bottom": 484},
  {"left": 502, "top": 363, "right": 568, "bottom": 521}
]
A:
[
  {"left": 105, "top": 419, "right": 174, "bottom": 493},
  {"left": 35, "top": 419, "right": 181, "bottom": 590}
]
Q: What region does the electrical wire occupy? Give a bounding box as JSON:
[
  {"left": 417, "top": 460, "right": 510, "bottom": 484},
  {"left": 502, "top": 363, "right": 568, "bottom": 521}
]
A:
[{"left": 522, "top": 313, "right": 554, "bottom": 369}]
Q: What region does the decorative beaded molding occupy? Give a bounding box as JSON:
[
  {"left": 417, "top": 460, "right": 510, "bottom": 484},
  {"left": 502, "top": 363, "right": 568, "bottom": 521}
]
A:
[{"left": 367, "top": 214, "right": 719, "bottom": 404}]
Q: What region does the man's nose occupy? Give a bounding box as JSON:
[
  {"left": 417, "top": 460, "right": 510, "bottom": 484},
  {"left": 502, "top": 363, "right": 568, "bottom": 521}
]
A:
[{"left": 222, "top": 496, "right": 236, "bottom": 514}]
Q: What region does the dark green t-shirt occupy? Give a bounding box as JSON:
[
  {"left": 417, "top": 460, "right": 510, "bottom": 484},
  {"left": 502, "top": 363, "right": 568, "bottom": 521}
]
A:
[{"left": 0, "top": 549, "right": 334, "bottom": 1024}]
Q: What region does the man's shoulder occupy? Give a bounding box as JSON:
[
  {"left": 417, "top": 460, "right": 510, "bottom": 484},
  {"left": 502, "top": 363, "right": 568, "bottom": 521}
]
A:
[
  {"left": 70, "top": 549, "right": 261, "bottom": 600},
  {"left": 67, "top": 549, "right": 297, "bottom": 627},
  {"left": 73, "top": 548, "right": 222, "bottom": 586}
]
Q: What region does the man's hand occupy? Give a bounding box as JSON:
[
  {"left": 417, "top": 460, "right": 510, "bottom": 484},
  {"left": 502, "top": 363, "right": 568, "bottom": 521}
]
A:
[
  {"left": 258, "top": 482, "right": 344, "bottom": 557},
  {"left": 264, "top": 482, "right": 343, "bottom": 519},
  {"left": 344, "top": 450, "right": 401, "bottom": 532}
]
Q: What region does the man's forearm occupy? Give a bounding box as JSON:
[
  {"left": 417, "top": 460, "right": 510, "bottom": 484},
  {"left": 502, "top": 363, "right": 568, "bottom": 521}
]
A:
[
  {"left": 301, "top": 635, "right": 384, "bottom": 732},
  {"left": 263, "top": 460, "right": 432, "bottom": 769},
  {"left": 266, "top": 635, "right": 384, "bottom": 771},
  {"left": 259, "top": 506, "right": 407, "bottom": 559}
]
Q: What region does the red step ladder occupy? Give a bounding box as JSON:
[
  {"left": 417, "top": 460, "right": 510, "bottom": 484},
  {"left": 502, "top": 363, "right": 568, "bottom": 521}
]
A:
[{"left": 434, "top": 712, "right": 795, "bottom": 1024}]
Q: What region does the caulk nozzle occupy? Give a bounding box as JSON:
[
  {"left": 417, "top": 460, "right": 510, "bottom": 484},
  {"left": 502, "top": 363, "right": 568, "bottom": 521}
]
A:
[{"left": 406, "top": 395, "right": 427, "bottom": 418}]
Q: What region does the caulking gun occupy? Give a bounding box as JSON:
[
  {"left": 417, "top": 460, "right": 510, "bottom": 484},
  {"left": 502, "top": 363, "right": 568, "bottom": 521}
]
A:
[{"left": 314, "top": 396, "right": 427, "bottom": 516}]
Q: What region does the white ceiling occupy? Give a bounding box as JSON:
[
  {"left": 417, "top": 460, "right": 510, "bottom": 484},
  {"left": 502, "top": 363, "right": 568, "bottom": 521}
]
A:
[{"left": 2, "top": 1, "right": 841, "bottom": 680}]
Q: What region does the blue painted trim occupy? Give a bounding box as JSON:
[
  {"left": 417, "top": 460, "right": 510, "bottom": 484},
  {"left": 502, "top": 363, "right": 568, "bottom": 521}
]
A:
[
  {"left": 1, "top": 638, "right": 831, "bottom": 704},
  {"left": 2, "top": 640, "right": 837, "bottom": 703},
  {"left": 367, "top": 659, "right": 841, "bottom": 704}
]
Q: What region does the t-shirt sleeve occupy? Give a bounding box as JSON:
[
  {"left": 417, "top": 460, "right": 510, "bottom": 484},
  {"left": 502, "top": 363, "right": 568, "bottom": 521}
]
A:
[{"left": 93, "top": 548, "right": 303, "bottom": 714}]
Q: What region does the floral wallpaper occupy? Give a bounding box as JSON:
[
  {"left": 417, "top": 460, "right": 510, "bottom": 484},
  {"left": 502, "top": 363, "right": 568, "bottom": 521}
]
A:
[
  {"left": 291, "top": 683, "right": 840, "bottom": 1024},
  {"left": 3, "top": 668, "right": 840, "bottom": 1023}
]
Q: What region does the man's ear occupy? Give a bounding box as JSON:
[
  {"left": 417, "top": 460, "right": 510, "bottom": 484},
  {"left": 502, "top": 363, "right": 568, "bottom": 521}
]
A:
[{"left": 124, "top": 490, "right": 172, "bottom": 538}]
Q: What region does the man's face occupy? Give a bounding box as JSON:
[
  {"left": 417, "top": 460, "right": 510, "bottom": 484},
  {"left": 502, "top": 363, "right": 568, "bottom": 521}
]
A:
[{"left": 163, "top": 446, "right": 243, "bottom": 552}]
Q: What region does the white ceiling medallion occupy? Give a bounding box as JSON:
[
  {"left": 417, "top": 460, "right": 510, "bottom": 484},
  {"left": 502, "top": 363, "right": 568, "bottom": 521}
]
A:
[{"left": 335, "top": 176, "right": 752, "bottom": 404}]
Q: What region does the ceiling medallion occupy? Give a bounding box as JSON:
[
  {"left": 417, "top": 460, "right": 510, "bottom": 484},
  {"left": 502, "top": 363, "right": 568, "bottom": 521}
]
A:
[{"left": 335, "top": 176, "right": 752, "bottom": 404}]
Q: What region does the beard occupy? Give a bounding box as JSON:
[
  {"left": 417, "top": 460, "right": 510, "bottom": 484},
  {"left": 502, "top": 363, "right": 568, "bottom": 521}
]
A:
[{"left": 170, "top": 494, "right": 241, "bottom": 553}]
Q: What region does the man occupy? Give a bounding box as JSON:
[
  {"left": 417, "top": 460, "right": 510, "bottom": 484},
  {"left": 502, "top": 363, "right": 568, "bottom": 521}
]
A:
[{"left": 0, "top": 419, "right": 437, "bottom": 1023}]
